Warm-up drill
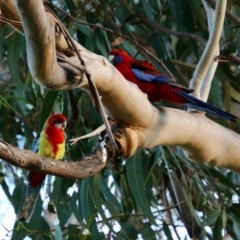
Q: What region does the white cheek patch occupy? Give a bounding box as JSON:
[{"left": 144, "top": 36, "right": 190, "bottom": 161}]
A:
[
  {"left": 55, "top": 123, "right": 63, "bottom": 128},
  {"left": 109, "top": 55, "right": 114, "bottom": 61}
]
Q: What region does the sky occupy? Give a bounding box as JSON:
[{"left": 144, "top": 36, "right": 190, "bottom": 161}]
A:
[
  {"left": 0, "top": 185, "right": 16, "bottom": 239},
  {"left": 0, "top": 176, "right": 191, "bottom": 240}
]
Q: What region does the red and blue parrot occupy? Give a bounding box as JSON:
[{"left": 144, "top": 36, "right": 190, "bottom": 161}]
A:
[
  {"left": 109, "top": 49, "right": 237, "bottom": 122},
  {"left": 17, "top": 114, "right": 67, "bottom": 222}
]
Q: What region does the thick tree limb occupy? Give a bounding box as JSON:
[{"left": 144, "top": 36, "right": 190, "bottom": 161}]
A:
[
  {"left": 0, "top": 0, "right": 23, "bottom": 33},
  {"left": 0, "top": 140, "right": 109, "bottom": 178},
  {"left": 1, "top": 0, "right": 240, "bottom": 174}
]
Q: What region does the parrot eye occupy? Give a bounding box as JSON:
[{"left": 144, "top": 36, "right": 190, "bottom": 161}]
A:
[
  {"left": 55, "top": 117, "right": 66, "bottom": 123},
  {"left": 113, "top": 55, "right": 123, "bottom": 64},
  {"left": 54, "top": 118, "right": 66, "bottom": 129}
]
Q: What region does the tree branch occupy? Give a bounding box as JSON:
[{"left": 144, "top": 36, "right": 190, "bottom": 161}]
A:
[
  {"left": 0, "top": 140, "right": 109, "bottom": 178},
  {"left": 200, "top": 0, "right": 220, "bottom": 102},
  {"left": 13, "top": 0, "right": 76, "bottom": 89},
  {"left": 124, "top": 13, "right": 207, "bottom": 45},
  {"left": 190, "top": 0, "right": 226, "bottom": 99},
  {"left": 1, "top": 0, "right": 240, "bottom": 175},
  {"left": 205, "top": 0, "right": 240, "bottom": 27}
]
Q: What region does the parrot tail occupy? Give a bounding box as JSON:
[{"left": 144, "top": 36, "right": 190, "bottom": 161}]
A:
[
  {"left": 173, "top": 90, "right": 238, "bottom": 122},
  {"left": 17, "top": 173, "right": 46, "bottom": 223}
]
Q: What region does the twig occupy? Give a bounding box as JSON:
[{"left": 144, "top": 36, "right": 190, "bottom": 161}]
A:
[
  {"left": 44, "top": 3, "right": 118, "bottom": 152},
  {"left": 162, "top": 174, "right": 181, "bottom": 240},
  {"left": 171, "top": 59, "right": 196, "bottom": 69},
  {"left": 67, "top": 90, "right": 80, "bottom": 131},
  {"left": 0, "top": 95, "right": 37, "bottom": 131},
  {"left": 0, "top": 14, "right": 21, "bottom": 26},
  {"left": 45, "top": 4, "right": 179, "bottom": 80},
  {"left": 124, "top": 13, "right": 207, "bottom": 45},
  {"left": 132, "top": 15, "right": 176, "bottom": 81}
]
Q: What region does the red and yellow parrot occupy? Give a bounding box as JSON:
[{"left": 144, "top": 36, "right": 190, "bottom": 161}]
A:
[
  {"left": 17, "top": 114, "right": 67, "bottom": 222},
  {"left": 109, "top": 49, "right": 237, "bottom": 122}
]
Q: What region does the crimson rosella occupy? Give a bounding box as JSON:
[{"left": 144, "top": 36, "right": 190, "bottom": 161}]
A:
[
  {"left": 109, "top": 49, "right": 237, "bottom": 122},
  {"left": 17, "top": 114, "right": 67, "bottom": 222}
]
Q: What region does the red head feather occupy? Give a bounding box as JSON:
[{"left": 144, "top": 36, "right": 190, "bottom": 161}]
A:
[
  {"left": 45, "top": 114, "right": 67, "bottom": 156},
  {"left": 46, "top": 114, "right": 67, "bottom": 128},
  {"left": 109, "top": 49, "right": 162, "bottom": 76},
  {"left": 109, "top": 49, "right": 134, "bottom": 63}
]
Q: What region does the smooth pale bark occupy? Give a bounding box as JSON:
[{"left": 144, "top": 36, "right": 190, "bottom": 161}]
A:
[
  {"left": 0, "top": 0, "right": 240, "bottom": 175},
  {"left": 200, "top": 0, "right": 220, "bottom": 101},
  {"left": 190, "top": 0, "right": 226, "bottom": 99}
]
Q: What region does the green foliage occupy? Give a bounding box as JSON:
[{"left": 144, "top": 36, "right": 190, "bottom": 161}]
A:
[{"left": 1, "top": 0, "right": 240, "bottom": 239}]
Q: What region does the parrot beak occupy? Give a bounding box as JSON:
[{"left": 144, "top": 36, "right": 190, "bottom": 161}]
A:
[
  {"left": 62, "top": 120, "right": 67, "bottom": 129},
  {"left": 54, "top": 120, "right": 67, "bottom": 129},
  {"left": 109, "top": 55, "right": 114, "bottom": 62}
]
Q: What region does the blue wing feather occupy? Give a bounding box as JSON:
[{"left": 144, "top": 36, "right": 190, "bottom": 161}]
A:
[
  {"left": 32, "top": 134, "right": 40, "bottom": 153},
  {"left": 132, "top": 68, "right": 171, "bottom": 83},
  {"left": 112, "top": 55, "right": 124, "bottom": 65},
  {"left": 132, "top": 68, "right": 193, "bottom": 93}
]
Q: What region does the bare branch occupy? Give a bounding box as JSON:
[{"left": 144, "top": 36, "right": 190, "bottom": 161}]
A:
[
  {"left": 0, "top": 140, "right": 109, "bottom": 179},
  {"left": 190, "top": 0, "right": 226, "bottom": 99},
  {"left": 124, "top": 13, "right": 207, "bottom": 45},
  {"left": 1, "top": 0, "right": 240, "bottom": 175},
  {"left": 205, "top": 0, "right": 240, "bottom": 27},
  {"left": 12, "top": 0, "right": 78, "bottom": 89},
  {"left": 200, "top": 0, "right": 220, "bottom": 102}
]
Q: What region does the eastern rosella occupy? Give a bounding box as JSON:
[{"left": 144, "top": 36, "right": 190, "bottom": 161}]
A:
[
  {"left": 109, "top": 49, "right": 237, "bottom": 122},
  {"left": 17, "top": 114, "right": 67, "bottom": 222}
]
